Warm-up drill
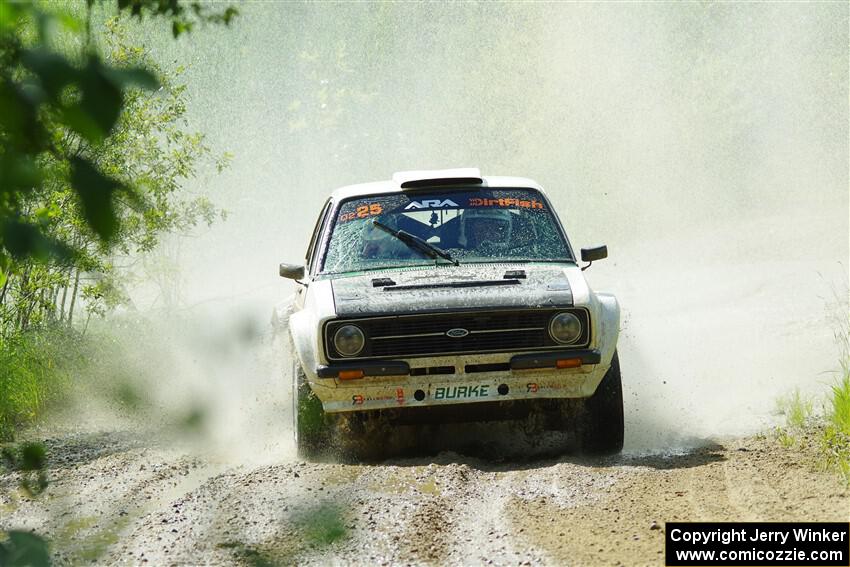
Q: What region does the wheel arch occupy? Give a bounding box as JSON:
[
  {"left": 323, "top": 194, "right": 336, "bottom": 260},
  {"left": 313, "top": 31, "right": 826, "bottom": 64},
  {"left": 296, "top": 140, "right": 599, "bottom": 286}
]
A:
[{"left": 594, "top": 291, "right": 620, "bottom": 370}]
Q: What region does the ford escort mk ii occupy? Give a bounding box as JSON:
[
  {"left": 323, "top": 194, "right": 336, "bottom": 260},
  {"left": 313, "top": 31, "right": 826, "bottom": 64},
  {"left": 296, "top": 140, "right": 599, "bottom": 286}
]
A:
[{"left": 280, "top": 169, "right": 622, "bottom": 458}]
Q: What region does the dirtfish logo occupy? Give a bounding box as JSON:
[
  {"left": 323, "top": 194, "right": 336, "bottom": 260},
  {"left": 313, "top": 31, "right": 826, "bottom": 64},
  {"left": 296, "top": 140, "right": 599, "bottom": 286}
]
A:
[{"left": 404, "top": 199, "right": 459, "bottom": 210}]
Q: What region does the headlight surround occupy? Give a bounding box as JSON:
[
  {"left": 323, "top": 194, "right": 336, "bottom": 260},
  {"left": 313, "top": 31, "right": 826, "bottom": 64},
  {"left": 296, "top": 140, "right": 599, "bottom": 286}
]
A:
[
  {"left": 548, "top": 312, "right": 582, "bottom": 345},
  {"left": 333, "top": 324, "right": 366, "bottom": 357}
]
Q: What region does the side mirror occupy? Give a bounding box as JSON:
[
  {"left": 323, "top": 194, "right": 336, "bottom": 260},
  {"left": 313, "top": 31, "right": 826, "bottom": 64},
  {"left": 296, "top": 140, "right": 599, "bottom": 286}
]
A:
[
  {"left": 279, "top": 263, "right": 305, "bottom": 280},
  {"left": 580, "top": 245, "right": 608, "bottom": 263},
  {"left": 580, "top": 245, "right": 607, "bottom": 271}
]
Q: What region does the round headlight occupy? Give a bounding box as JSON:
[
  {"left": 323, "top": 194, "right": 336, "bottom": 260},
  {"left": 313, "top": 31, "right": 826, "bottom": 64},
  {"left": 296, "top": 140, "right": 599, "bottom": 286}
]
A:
[
  {"left": 333, "top": 325, "right": 365, "bottom": 357},
  {"left": 549, "top": 312, "right": 582, "bottom": 345}
]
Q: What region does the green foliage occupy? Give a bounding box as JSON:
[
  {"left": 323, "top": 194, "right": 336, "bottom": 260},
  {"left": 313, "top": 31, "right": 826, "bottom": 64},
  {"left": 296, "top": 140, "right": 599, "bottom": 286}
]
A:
[
  {"left": 821, "top": 426, "right": 850, "bottom": 483},
  {"left": 0, "top": 0, "right": 238, "bottom": 269},
  {"left": 776, "top": 428, "right": 795, "bottom": 449},
  {"left": 829, "top": 373, "right": 850, "bottom": 435},
  {"left": 776, "top": 388, "right": 814, "bottom": 429},
  {"left": 0, "top": 1, "right": 158, "bottom": 258},
  {"left": 0, "top": 5, "right": 230, "bottom": 340},
  {"left": 0, "top": 326, "right": 80, "bottom": 440},
  {"left": 830, "top": 312, "right": 850, "bottom": 436},
  {"left": 0, "top": 3, "right": 235, "bottom": 563},
  {"left": 821, "top": 368, "right": 850, "bottom": 484},
  {"left": 0, "top": 530, "right": 51, "bottom": 567},
  {"left": 115, "top": 0, "right": 238, "bottom": 37},
  {"left": 819, "top": 301, "right": 850, "bottom": 483},
  {"left": 773, "top": 387, "right": 813, "bottom": 451}
]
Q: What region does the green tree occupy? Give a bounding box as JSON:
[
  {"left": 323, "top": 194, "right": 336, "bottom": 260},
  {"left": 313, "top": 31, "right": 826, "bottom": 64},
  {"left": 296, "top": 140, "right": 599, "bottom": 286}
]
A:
[
  {"left": 0, "top": 1, "right": 234, "bottom": 333},
  {"left": 0, "top": 3, "right": 236, "bottom": 562},
  {"left": 0, "top": 0, "right": 235, "bottom": 268}
]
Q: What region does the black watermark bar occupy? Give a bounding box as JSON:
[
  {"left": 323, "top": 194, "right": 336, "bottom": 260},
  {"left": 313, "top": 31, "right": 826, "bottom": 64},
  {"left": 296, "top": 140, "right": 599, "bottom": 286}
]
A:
[{"left": 666, "top": 522, "right": 849, "bottom": 566}]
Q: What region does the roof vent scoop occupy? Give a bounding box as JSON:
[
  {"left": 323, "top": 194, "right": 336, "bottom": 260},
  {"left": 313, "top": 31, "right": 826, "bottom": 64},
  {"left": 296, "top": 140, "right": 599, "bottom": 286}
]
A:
[{"left": 393, "top": 168, "right": 483, "bottom": 189}]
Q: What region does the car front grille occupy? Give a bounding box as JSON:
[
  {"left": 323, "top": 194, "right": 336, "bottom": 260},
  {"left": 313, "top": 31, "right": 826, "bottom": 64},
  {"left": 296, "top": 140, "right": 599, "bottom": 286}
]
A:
[{"left": 324, "top": 308, "right": 590, "bottom": 361}]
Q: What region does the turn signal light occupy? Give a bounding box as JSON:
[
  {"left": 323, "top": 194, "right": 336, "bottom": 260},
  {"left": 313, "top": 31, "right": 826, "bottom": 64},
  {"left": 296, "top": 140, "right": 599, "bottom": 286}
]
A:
[
  {"left": 338, "top": 370, "right": 365, "bottom": 380},
  {"left": 556, "top": 358, "right": 582, "bottom": 369}
]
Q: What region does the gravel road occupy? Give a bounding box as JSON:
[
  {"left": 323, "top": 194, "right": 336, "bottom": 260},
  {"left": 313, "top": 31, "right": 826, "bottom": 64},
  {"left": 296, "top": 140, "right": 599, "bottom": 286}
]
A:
[{"left": 1, "top": 426, "right": 847, "bottom": 566}]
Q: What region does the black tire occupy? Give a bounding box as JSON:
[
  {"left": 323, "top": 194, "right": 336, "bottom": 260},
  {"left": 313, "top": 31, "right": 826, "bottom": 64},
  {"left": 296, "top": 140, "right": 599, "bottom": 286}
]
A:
[
  {"left": 293, "top": 363, "right": 333, "bottom": 460},
  {"left": 580, "top": 351, "right": 624, "bottom": 455}
]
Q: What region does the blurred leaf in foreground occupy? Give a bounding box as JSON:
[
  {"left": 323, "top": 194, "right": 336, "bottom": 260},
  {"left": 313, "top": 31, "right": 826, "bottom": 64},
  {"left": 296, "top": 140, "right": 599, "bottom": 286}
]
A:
[
  {"left": 0, "top": 531, "right": 51, "bottom": 567},
  {"left": 0, "top": 441, "right": 49, "bottom": 496}
]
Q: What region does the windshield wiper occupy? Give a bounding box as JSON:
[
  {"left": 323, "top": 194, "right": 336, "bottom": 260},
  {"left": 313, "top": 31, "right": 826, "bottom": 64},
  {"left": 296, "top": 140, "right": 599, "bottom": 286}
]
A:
[{"left": 372, "top": 220, "right": 459, "bottom": 266}]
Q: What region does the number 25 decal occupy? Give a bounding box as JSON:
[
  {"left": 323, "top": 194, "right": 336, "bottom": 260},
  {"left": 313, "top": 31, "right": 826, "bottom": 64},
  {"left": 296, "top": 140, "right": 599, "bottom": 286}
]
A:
[{"left": 339, "top": 203, "right": 383, "bottom": 223}]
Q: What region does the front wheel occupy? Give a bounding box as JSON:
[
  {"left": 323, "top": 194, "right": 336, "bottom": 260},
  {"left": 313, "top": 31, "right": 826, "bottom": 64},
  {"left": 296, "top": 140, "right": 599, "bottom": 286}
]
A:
[
  {"left": 293, "top": 363, "right": 333, "bottom": 460},
  {"left": 580, "top": 351, "right": 624, "bottom": 455}
]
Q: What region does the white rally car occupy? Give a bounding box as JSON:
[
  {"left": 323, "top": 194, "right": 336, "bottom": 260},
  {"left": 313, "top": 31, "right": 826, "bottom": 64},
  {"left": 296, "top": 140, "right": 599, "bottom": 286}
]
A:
[{"left": 280, "top": 169, "right": 622, "bottom": 459}]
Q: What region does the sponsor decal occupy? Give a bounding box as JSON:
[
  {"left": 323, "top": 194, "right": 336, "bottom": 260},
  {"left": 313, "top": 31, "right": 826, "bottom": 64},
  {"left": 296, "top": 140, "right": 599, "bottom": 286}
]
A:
[
  {"left": 404, "top": 199, "right": 459, "bottom": 210},
  {"left": 351, "top": 394, "right": 396, "bottom": 405},
  {"left": 526, "top": 383, "right": 539, "bottom": 393},
  {"left": 396, "top": 388, "right": 405, "bottom": 405},
  {"left": 536, "top": 382, "right": 582, "bottom": 394},
  {"left": 468, "top": 197, "right": 544, "bottom": 209},
  {"left": 446, "top": 328, "right": 469, "bottom": 338},
  {"left": 433, "top": 384, "right": 490, "bottom": 400},
  {"left": 339, "top": 203, "right": 383, "bottom": 223}
]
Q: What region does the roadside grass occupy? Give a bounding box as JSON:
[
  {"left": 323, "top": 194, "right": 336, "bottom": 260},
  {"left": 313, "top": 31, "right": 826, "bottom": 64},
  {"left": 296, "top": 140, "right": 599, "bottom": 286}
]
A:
[
  {"left": 822, "top": 300, "right": 850, "bottom": 482},
  {"left": 0, "top": 327, "right": 85, "bottom": 441},
  {"left": 774, "top": 387, "right": 815, "bottom": 450},
  {"left": 820, "top": 360, "right": 850, "bottom": 483},
  {"left": 774, "top": 378, "right": 850, "bottom": 483},
  {"left": 0, "top": 315, "right": 190, "bottom": 442},
  {"left": 0, "top": 327, "right": 81, "bottom": 567},
  {"left": 776, "top": 429, "right": 796, "bottom": 449},
  {"left": 0, "top": 315, "right": 220, "bottom": 567},
  {"left": 776, "top": 388, "right": 814, "bottom": 431},
  {"left": 776, "top": 297, "right": 850, "bottom": 484}
]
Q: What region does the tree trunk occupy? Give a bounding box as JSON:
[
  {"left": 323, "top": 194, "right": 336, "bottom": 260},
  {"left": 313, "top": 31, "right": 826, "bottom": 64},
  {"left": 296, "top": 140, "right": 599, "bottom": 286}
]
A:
[
  {"left": 59, "top": 278, "right": 68, "bottom": 322},
  {"left": 67, "top": 269, "right": 80, "bottom": 327},
  {"left": 50, "top": 285, "right": 60, "bottom": 322},
  {"left": 0, "top": 274, "right": 10, "bottom": 308},
  {"left": 15, "top": 266, "right": 31, "bottom": 332},
  {"left": 0, "top": 274, "right": 10, "bottom": 339},
  {"left": 38, "top": 287, "right": 47, "bottom": 323}
]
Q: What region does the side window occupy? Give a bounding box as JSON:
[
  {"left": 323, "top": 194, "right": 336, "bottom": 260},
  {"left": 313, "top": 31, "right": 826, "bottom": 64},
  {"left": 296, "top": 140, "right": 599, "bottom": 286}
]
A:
[{"left": 305, "top": 199, "right": 332, "bottom": 274}]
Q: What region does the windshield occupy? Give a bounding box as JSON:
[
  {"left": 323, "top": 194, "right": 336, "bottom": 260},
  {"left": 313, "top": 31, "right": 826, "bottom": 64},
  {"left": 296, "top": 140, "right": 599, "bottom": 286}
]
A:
[{"left": 321, "top": 189, "right": 572, "bottom": 274}]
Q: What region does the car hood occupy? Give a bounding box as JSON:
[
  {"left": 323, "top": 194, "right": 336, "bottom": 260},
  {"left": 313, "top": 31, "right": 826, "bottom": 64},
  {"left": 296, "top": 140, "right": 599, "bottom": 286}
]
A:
[{"left": 330, "top": 263, "right": 574, "bottom": 317}]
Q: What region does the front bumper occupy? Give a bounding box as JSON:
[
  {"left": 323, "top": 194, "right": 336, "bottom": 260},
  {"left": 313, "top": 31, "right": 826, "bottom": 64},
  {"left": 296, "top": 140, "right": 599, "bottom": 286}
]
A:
[
  {"left": 311, "top": 349, "right": 607, "bottom": 413},
  {"left": 316, "top": 349, "right": 601, "bottom": 378}
]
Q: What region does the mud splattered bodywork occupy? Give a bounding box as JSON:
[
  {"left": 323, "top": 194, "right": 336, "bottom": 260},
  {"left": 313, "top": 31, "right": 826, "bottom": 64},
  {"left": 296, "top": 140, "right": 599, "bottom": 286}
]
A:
[{"left": 282, "top": 169, "right": 621, "bottom": 454}]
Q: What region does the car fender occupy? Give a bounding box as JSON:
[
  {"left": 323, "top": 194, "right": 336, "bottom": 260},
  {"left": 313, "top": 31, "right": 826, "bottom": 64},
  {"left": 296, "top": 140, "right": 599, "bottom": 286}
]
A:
[
  {"left": 289, "top": 279, "right": 336, "bottom": 383},
  {"left": 594, "top": 291, "right": 620, "bottom": 369}
]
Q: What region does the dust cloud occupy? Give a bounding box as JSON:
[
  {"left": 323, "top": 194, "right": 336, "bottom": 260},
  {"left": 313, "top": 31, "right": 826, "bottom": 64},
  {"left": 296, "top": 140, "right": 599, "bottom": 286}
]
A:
[{"left": 95, "top": 3, "right": 849, "bottom": 455}]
